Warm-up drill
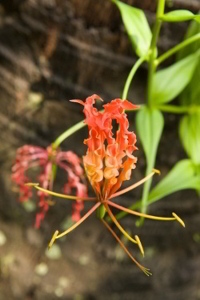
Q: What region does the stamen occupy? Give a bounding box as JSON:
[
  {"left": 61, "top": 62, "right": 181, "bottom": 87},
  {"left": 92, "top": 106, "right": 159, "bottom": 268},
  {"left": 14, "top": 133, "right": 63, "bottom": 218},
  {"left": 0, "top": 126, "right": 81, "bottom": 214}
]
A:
[
  {"left": 110, "top": 170, "right": 158, "bottom": 199},
  {"left": 26, "top": 183, "right": 96, "bottom": 201},
  {"left": 48, "top": 230, "right": 59, "bottom": 249},
  {"left": 152, "top": 168, "right": 160, "bottom": 175},
  {"left": 48, "top": 202, "right": 100, "bottom": 246},
  {"left": 135, "top": 235, "right": 144, "bottom": 257},
  {"left": 107, "top": 201, "right": 182, "bottom": 222},
  {"left": 104, "top": 203, "right": 138, "bottom": 244},
  {"left": 46, "top": 199, "right": 56, "bottom": 206},
  {"left": 25, "top": 183, "right": 39, "bottom": 186},
  {"left": 101, "top": 219, "right": 152, "bottom": 276},
  {"left": 172, "top": 212, "right": 185, "bottom": 227}
]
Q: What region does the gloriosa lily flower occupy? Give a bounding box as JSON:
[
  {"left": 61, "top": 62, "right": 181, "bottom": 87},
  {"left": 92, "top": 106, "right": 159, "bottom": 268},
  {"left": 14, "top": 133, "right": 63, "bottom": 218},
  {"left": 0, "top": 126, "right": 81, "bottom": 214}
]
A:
[
  {"left": 30, "top": 95, "right": 185, "bottom": 275},
  {"left": 12, "top": 145, "right": 87, "bottom": 228}
]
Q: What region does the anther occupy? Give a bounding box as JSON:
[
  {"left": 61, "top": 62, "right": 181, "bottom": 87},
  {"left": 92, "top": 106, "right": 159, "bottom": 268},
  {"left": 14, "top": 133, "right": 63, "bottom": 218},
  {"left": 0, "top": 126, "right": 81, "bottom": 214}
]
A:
[
  {"left": 135, "top": 235, "right": 144, "bottom": 257},
  {"left": 152, "top": 168, "right": 160, "bottom": 175},
  {"left": 172, "top": 212, "right": 185, "bottom": 227},
  {"left": 25, "top": 182, "right": 39, "bottom": 187},
  {"left": 48, "top": 230, "right": 59, "bottom": 249}
]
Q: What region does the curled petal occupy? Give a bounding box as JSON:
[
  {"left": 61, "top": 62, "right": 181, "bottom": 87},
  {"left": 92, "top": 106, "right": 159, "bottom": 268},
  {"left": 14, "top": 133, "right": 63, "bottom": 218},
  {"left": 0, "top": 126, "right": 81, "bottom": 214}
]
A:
[
  {"left": 74, "top": 95, "right": 138, "bottom": 200},
  {"left": 104, "top": 166, "right": 119, "bottom": 180}
]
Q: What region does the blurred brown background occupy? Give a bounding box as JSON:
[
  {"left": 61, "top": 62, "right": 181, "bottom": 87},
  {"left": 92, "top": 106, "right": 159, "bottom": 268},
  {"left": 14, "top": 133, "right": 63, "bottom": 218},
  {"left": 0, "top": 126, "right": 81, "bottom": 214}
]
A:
[{"left": 0, "top": 0, "right": 200, "bottom": 299}]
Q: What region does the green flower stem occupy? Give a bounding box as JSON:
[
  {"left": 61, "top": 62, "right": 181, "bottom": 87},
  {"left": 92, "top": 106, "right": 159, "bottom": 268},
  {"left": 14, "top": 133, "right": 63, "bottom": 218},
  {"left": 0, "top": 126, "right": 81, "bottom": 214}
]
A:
[
  {"left": 160, "top": 104, "right": 200, "bottom": 114},
  {"left": 52, "top": 119, "right": 85, "bottom": 148},
  {"left": 156, "top": 32, "right": 200, "bottom": 66},
  {"left": 122, "top": 56, "right": 147, "bottom": 100},
  {"left": 158, "top": 104, "right": 193, "bottom": 114},
  {"left": 137, "top": 162, "right": 154, "bottom": 226},
  {"left": 139, "top": 0, "right": 166, "bottom": 224},
  {"left": 147, "top": 0, "right": 166, "bottom": 106},
  {"left": 142, "top": 4, "right": 164, "bottom": 219}
]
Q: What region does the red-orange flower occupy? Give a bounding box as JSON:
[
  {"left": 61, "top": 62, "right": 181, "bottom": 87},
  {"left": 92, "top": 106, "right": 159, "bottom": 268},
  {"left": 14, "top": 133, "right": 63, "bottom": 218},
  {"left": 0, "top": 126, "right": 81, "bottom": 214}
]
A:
[
  {"left": 30, "top": 95, "right": 185, "bottom": 275},
  {"left": 73, "top": 95, "right": 138, "bottom": 201}
]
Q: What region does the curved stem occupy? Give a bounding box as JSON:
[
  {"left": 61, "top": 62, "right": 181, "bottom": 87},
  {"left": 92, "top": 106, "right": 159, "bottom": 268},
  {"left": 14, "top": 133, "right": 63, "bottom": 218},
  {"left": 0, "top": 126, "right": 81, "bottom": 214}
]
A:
[
  {"left": 52, "top": 119, "right": 85, "bottom": 148},
  {"left": 139, "top": 166, "right": 153, "bottom": 219},
  {"left": 156, "top": 33, "right": 200, "bottom": 66},
  {"left": 138, "top": 0, "right": 166, "bottom": 225},
  {"left": 122, "top": 56, "right": 147, "bottom": 100},
  {"left": 158, "top": 104, "right": 194, "bottom": 114},
  {"left": 147, "top": 0, "right": 166, "bottom": 106}
]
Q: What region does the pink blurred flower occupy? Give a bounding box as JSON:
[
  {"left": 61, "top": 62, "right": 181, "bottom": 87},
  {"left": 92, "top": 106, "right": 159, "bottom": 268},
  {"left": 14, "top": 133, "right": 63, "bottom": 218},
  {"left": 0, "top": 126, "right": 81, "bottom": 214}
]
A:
[{"left": 12, "top": 145, "right": 87, "bottom": 228}]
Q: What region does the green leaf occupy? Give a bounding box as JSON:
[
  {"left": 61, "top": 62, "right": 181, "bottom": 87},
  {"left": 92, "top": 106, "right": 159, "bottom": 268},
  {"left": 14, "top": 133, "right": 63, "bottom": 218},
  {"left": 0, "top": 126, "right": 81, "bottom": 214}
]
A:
[
  {"left": 152, "top": 50, "right": 200, "bottom": 104},
  {"left": 178, "top": 21, "right": 200, "bottom": 59},
  {"left": 179, "top": 112, "right": 200, "bottom": 165},
  {"left": 136, "top": 106, "right": 164, "bottom": 168},
  {"left": 148, "top": 159, "right": 200, "bottom": 204},
  {"left": 161, "top": 10, "right": 200, "bottom": 23},
  {"left": 180, "top": 64, "right": 200, "bottom": 106},
  {"left": 178, "top": 21, "right": 200, "bottom": 105},
  {"left": 112, "top": 0, "right": 152, "bottom": 57},
  {"left": 179, "top": 59, "right": 200, "bottom": 106}
]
